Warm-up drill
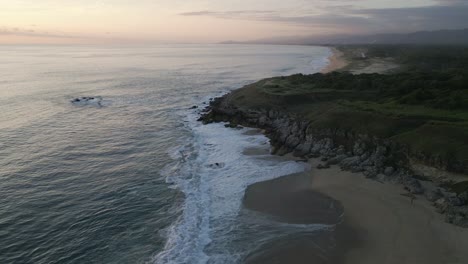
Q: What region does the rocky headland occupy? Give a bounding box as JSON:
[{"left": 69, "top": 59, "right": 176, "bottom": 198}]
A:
[{"left": 198, "top": 68, "right": 468, "bottom": 228}]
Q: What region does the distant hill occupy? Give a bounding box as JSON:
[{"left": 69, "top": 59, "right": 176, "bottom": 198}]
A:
[
  {"left": 222, "top": 29, "right": 468, "bottom": 45},
  {"left": 327, "top": 29, "right": 468, "bottom": 45}
]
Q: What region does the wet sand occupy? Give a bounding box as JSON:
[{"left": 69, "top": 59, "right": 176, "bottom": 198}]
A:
[
  {"left": 242, "top": 172, "right": 357, "bottom": 264},
  {"left": 243, "top": 173, "right": 343, "bottom": 225}
]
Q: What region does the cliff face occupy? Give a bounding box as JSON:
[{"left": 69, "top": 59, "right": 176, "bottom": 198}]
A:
[
  {"left": 202, "top": 96, "right": 408, "bottom": 180},
  {"left": 199, "top": 93, "right": 468, "bottom": 228}
]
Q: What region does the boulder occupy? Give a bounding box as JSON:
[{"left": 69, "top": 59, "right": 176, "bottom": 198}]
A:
[
  {"left": 458, "top": 191, "right": 468, "bottom": 205},
  {"left": 326, "top": 154, "right": 347, "bottom": 165},
  {"left": 340, "top": 156, "right": 361, "bottom": 169},
  {"left": 445, "top": 206, "right": 468, "bottom": 227},
  {"left": 317, "top": 163, "right": 330, "bottom": 169},
  {"left": 336, "top": 145, "right": 346, "bottom": 155},
  {"left": 448, "top": 196, "right": 464, "bottom": 207},
  {"left": 376, "top": 174, "right": 387, "bottom": 182},
  {"left": 363, "top": 166, "right": 378, "bottom": 178},
  {"left": 434, "top": 198, "right": 449, "bottom": 213},
  {"left": 403, "top": 178, "right": 424, "bottom": 194},
  {"left": 294, "top": 142, "right": 312, "bottom": 157},
  {"left": 425, "top": 188, "right": 443, "bottom": 202},
  {"left": 384, "top": 166, "right": 395, "bottom": 176}
]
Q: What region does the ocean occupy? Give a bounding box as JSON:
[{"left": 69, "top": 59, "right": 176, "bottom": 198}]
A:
[{"left": 0, "top": 44, "right": 331, "bottom": 264}]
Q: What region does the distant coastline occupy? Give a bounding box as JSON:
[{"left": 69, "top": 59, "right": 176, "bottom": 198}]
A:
[{"left": 320, "top": 48, "right": 349, "bottom": 73}]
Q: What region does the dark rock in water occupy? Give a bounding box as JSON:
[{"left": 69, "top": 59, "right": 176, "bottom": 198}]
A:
[
  {"left": 71, "top": 96, "right": 103, "bottom": 107},
  {"left": 190, "top": 105, "right": 198, "bottom": 109},
  {"left": 207, "top": 162, "right": 225, "bottom": 169},
  {"left": 224, "top": 123, "right": 240, "bottom": 129}
]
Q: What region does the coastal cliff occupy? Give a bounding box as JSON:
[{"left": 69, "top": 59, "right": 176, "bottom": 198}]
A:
[{"left": 199, "top": 71, "right": 468, "bottom": 227}]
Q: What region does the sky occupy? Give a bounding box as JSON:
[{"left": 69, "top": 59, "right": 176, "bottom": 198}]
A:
[{"left": 1, "top": 0, "right": 467, "bottom": 44}]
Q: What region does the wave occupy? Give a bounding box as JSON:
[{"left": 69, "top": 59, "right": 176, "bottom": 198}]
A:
[
  {"left": 154, "top": 107, "right": 316, "bottom": 264},
  {"left": 153, "top": 47, "right": 333, "bottom": 264}
]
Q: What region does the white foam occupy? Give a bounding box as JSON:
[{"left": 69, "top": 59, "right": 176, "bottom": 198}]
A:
[
  {"left": 154, "top": 48, "right": 334, "bottom": 264},
  {"left": 154, "top": 109, "right": 315, "bottom": 264}
]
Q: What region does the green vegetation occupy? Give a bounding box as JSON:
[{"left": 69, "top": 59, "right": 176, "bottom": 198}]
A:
[
  {"left": 338, "top": 45, "right": 468, "bottom": 72},
  {"left": 227, "top": 46, "right": 468, "bottom": 172}
]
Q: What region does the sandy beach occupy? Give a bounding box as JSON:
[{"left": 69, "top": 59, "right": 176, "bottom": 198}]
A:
[
  {"left": 240, "top": 152, "right": 468, "bottom": 264},
  {"left": 321, "top": 47, "right": 349, "bottom": 73},
  {"left": 309, "top": 159, "right": 468, "bottom": 264}
]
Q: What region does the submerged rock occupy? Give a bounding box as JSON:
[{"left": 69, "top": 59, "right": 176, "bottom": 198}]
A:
[{"left": 71, "top": 96, "right": 103, "bottom": 107}]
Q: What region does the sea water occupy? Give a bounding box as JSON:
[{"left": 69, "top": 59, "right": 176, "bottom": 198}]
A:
[{"left": 0, "top": 44, "right": 331, "bottom": 263}]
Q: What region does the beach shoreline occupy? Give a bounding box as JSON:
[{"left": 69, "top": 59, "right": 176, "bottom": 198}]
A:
[
  {"left": 240, "top": 155, "right": 468, "bottom": 264},
  {"left": 320, "top": 47, "right": 349, "bottom": 73}
]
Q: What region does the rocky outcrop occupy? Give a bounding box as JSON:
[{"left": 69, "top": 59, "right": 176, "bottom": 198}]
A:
[
  {"left": 199, "top": 95, "right": 468, "bottom": 228},
  {"left": 71, "top": 96, "right": 103, "bottom": 107}
]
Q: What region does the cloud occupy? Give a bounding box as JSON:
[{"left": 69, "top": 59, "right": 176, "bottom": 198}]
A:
[
  {"left": 0, "top": 26, "right": 79, "bottom": 39},
  {"left": 435, "top": 0, "right": 468, "bottom": 5},
  {"left": 178, "top": 2, "right": 468, "bottom": 34},
  {"left": 0, "top": 25, "right": 86, "bottom": 39},
  {"left": 179, "top": 10, "right": 280, "bottom": 19}
]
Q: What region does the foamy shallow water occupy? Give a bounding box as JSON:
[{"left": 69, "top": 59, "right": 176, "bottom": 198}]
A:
[
  {"left": 0, "top": 44, "right": 331, "bottom": 264},
  {"left": 155, "top": 108, "right": 336, "bottom": 264}
]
